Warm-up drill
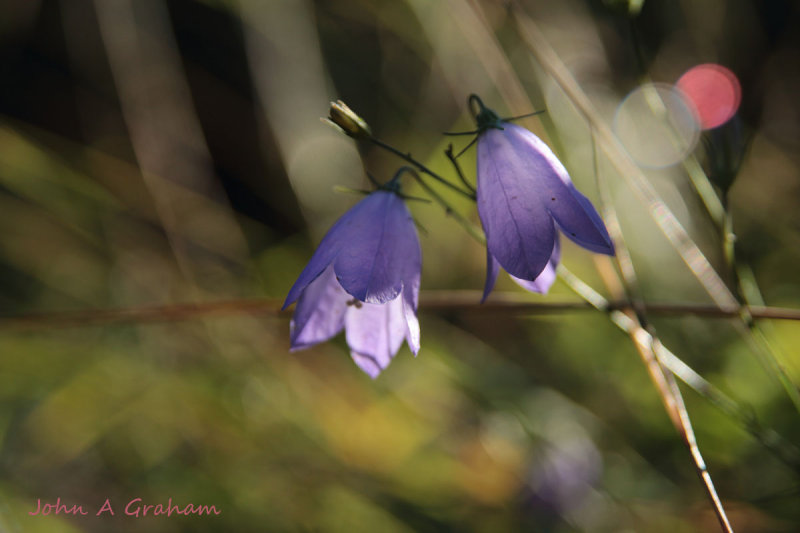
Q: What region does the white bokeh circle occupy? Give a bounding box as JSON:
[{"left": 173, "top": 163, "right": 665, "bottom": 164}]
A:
[{"left": 613, "top": 83, "right": 700, "bottom": 168}]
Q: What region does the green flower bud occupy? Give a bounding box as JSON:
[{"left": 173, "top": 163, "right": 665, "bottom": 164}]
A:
[{"left": 323, "top": 100, "right": 372, "bottom": 139}]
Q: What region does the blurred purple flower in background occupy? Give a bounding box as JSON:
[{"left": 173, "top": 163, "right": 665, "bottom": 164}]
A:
[
  {"left": 528, "top": 437, "right": 603, "bottom": 524},
  {"left": 468, "top": 95, "right": 615, "bottom": 301},
  {"left": 283, "top": 189, "right": 421, "bottom": 378}
]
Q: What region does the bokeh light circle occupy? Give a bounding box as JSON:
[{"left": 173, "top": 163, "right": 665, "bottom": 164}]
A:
[
  {"left": 613, "top": 83, "right": 701, "bottom": 168},
  {"left": 676, "top": 64, "right": 741, "bottom": 130}
]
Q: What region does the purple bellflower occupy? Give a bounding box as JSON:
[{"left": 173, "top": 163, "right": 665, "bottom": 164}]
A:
[
  {"left": 465, "top": 95, "right": 615, "bottom": 300},
  {"left": 282, "top": 180, "right": 421, "bottom": 378}
]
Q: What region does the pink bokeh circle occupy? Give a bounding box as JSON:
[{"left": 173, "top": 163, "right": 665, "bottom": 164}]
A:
[{"left": 676, "top": 64, "right": 741, "bottom": 130}]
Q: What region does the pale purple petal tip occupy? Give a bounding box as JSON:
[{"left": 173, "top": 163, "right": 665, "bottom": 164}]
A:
[
  {"left": 511, "top": 234, "right": 561, "bottom": 294},
  {"left": 350, "top": 351, "right": 383, "bottom": 379},
  {"left": 481, "top": 250, "right": 501, "bottom": 303},
  {"left": 400, "top": 233, "right": 421, "bottom": 357},
  {"left": 402, "top": 289, "right": 420, "bottom": 355},
  {"left": 345, "top": 295, "right": 407, "bottom": 377}
]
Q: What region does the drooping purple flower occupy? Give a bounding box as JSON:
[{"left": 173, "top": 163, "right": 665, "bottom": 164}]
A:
[
  {"left": 282, "top": 189, "right": 421, "bottom": 378},
  {"left": 468, "top": 95, "right": 614, "bottom": 300}
]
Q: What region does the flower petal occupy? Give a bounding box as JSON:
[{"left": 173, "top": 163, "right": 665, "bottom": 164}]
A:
[
  {"left": 334, "top": 191, "right": 421, "bottom": 304},
  {"left": 399, "top": 236, "right": 421, "bottom": 354},
  {"left": 477, "top": 127, "right": 557, "bottom": 281},
  {"left": 402, "top": 288, "right": 420, "bottom": 355},
  {"left": 289, "top": 265, "right": 349, "bottom": 350},
  {"left": 550, "top": 188, "right": 614, "bottom": 254},
  {"left": 511, "top": 233, "right": 560, "bottom": 294},
  {"left": 481, "top": 250, "right": 501, "bottom": 303},
  {"left": 345, "top": 294, "right": 407, "bottom": 378},
  {"left": 500, "top": 123, "right": 613, "bottom": 255},
  {"left": 283, "top": 192, "right": 391, "bottom": 309}
]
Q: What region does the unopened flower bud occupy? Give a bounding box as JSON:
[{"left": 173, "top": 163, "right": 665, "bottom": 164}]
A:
[{"left": 324, "top": 100, "right": 372, "bottom": 139}]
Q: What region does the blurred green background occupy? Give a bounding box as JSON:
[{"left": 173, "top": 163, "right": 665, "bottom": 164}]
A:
[{"left": 1, "top": 0, "right": 799, "bottom": 531}]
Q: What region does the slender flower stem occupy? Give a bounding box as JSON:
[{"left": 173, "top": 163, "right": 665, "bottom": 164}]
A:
[
  {"left": 625, "top": 324, "right": 733, "bottom": 533},
  {"left": 627, "top": 14, "right": 797, "bottom": 417},
  {"left": 595, "top": 184, "right": 734, "bottom": 531},
  {"left": 589, "top": 125, "right": 733, "bottom": 530},
  {"left": 402, "top": 169, "right": 485, "bottom": 244},
  {"left": 652, "top": 340, "right": 800, "bottom": 471},
  {"left": 0, "top": 300, "right": 800, "bottom": 328},
  {"left": 445, "top": 143, "right": 477, "bottom": 195},
  {"left": 722, "top": 207, "right": 737, "bottom": 286},
  {"left": 587, "top": 134, "right": 797, "bottom": 471},
  {"left": 722, "top": 198, "right": 800, "bottom": 413},
  {"left": 559, "top": 260, "right": 800, "bottom": 478},
  {"left": 6, "top": 298, "right": 800, "bottom": 331},
  {"left": 365, "top": 135, "right": 483, "bottom": 241},
  {"left": 732, "top": 264, "right": 800, "bottom": 413},
  {"left": 368, "top": 137, "right": 476, "bottom": 200},
  {"left": 591, "top": 129, "right": 648, "bottom": 327},
  {"left": 623, "top": 7, "right": 800, "bottom": 418}
]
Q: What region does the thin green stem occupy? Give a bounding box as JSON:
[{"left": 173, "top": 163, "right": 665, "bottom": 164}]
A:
[
  {"left": 683, "top": 154, "right": 727, "bottom": 230},
  {"left": 5, "top": 297, "right": 800, "bottom": 330},
  {"left": 627, "top": 8, "right": 800, "bottom": 418},
  {"left": 401, "top": 169, "right": 485, "bottom": 244},
  {"left": 556, "top": 265, "right": 800, "bottom": 473},
  {"left": 589, "top": 128, "right": 800, "bottom": 477},
  {"left": 737, "top": 322, "right": 800, "bottom": 413},
  {"left": 443, "top": 130, "right": 479, "bottom": 136},
  {"left": 591, "top": 129, "right": 649, "bottom": 327},
  {"left": 368, "top": 137, "right": 476, "bottom": 200},
  {"left": 445, "top": 143, "right": 477, "bottom": 195}
]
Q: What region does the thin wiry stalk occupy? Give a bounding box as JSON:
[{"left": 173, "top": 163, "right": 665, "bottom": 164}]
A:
[
  {"left": 662, "top": 350, "right": 735, "bottom": 533},
  {"left": 726, "top": 212, "right": 800, "bottom": 412},
  {"left": 625, "top": 59, "right": 800, "bottom": 415},
  {"left": 368, "top": 137, "right": 476, "bottom": 200},
  {"left": 590, "top": 125, "right": 735, "bottom": 530},
  {"left": 591, "top": 133, "right": 800, "bottom": 470},
  {"left": 591, "top": 128, "right": 649, "bottom": 327},
  {"left": 653, "top": 341, "right": 800, "bottom": 471},
  {"left": 683, "top": 153, "right": 727, "bottom": 230},
  {"left": 444, "top": 144, "right": 477, "bottom": 195},
  {"left": 3, "top": 297, "right": 800, "bottom": 331},
  {"left": 402, "top": 169, "right": 485, "bottom": 244},
  {"left": 562, "top": 262, "right": 739, "bottom": 529}
]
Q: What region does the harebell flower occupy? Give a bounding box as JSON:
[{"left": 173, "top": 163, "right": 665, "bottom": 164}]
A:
[{"left": 283, "top": 174, "right": 421, "bottom": 378}]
